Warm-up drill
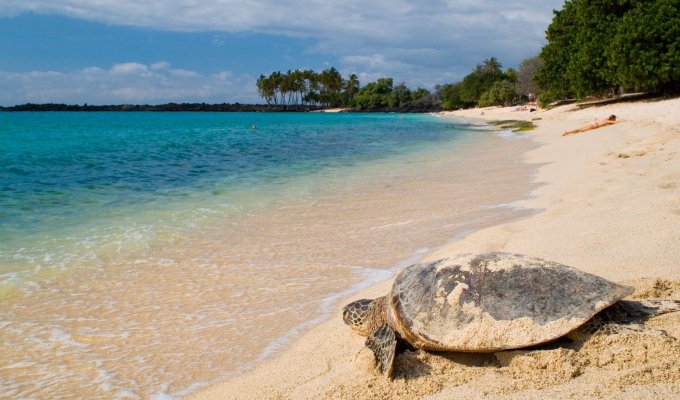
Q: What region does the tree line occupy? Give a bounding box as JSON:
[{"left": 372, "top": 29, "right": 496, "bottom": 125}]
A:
[
  {"left": 257, "top": 60, "right": 536, "bottom": 111},
  {"left": 436, "top": 57, "right": 538, "bottom": 110},
  {"left": 257, "top": 0, "right": 679, "bottom": 111},
  {"left": 350, "top": 78, "right": 434, "bottom": 110},
  {"left": 257, "top": 68, "right": 436, "bottom": 110},
  {"left": 437, "top": 0, "right": 680, "bottom": 109},
  {"left": 256, "top": 68, "right": 359, "bottom": 108}
]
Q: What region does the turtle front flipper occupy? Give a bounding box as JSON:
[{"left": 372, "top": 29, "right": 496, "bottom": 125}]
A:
[{"left": 366, "top": 323, "right": 397, "bottom": 378}]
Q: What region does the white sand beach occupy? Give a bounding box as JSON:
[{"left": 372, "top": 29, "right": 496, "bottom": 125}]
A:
[{"left": 191, "top": 97, "right": 680, "bottom": 399}]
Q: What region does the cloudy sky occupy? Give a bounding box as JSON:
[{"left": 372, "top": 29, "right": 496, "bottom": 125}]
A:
[{"left": 0, "top": 1, "right": 564, "bottom": 106}]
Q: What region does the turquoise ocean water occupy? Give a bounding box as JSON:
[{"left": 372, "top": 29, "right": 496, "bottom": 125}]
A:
[
  {"left": 0, "top": 112, "right": 470, "bottom": 284},
  {"left": 1, "top": 113, "right": 460, "bottom": 233},
  {"left": 0, "top": 111, "right": 539, "bottom": 399}
]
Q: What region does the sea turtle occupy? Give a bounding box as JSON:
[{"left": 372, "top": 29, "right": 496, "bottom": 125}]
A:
[{"left": 343, "top": 252, "right": 680, "bottom": 377}]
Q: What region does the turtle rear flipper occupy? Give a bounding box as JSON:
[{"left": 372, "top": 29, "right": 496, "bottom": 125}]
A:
[
  {"left": 617, "top": 299, "right": 680, "bottom": 319},
  {"left": 366, "top": 324, "right": 397, "bottom": 378},
  {"left": 598, "top": 299, "right": 680, "bottom": 325},
  {"left": 568, "top": 299, "right": 680, "bottom": 342}
]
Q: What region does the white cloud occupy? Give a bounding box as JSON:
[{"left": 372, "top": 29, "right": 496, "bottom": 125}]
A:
[
  {"left": 111, "top": 62, "right": 149, "bottom": 75},
  {"left": 0, "top": 62, "right": 259, "bottom": 106},
  {"left": 2, "top": 1, "right": 562, "bottom": 56},
  {"left": 150, "top": 61, "right": 171, "bottom": 70},
  {"left": 0, "top": 1, "right": 564, "bottom": 102}
]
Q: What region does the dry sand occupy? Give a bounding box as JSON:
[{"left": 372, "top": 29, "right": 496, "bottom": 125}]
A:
[{"left": 190, "top": 97, "right": 680, "bottom": 399}]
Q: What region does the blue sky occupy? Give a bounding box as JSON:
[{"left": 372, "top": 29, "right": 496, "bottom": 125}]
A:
[{"left": 0, "top": 1, "right": 564, "bottom": 105}]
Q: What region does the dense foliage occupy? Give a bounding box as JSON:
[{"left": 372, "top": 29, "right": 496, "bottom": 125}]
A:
[
  {"left": 606, "top": 0, "right": 680, "bottom": 91},
  {"left": 438, "top": 58, "right": 522, "bottom": 110},
  {"left": 536, "top": 0, "right": 680, "bottom": 105},
  {"left": 350, "top": 78, "right": 433, "bottom": 110}
]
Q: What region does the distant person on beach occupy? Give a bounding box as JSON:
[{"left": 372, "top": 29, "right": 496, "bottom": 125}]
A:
[{"left": 563, "top": 115, "right": 617, "bottom": 136}]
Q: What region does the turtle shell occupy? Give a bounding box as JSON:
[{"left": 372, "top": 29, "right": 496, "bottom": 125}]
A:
[{"left": 388, "top": 253, "right": 634, "bottom": 352}]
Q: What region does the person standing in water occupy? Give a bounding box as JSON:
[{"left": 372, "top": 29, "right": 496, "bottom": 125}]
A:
[{"left": 563, "top": 115, "right": 617, "bottom": 136}]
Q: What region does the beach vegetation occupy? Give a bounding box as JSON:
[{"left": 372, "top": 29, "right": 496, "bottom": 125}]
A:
[
  {"left": 436, "top": 83, "right": 468, "bottom": 110},
  {"left": 256, "top": 68, "right": 435, "bottom": 111},
  {"left": 343, "top": 73, "right": 361, "bottom": 106},
  {"left": 388, "top": 82, "right": 411, "bottom": 108},
  {"left": 478, "top": 81, "right": 517, "bottom": 107},
  {"left": 439, "top": 57, "right": 520, "bottom": 109},
  {"left": 458, "top": 57, "right": 507, "bottom": 104},
  {"left": 410, "top": 88, "right": 431, "bottom": 103},
  {"left": 349, "top": 78, "right": 432, "bottom": 110},
  {"left": 351, "top": 77, "right": 393, "bottom": 109},
  {"left": 606, "top": 0, "right": 680, "bottom": 92},
  {"left": 257, "top": 68, "right": 360, "bottom": 108},
  {"left": 536, "top": 0, "right": 680, "bottom": 106}
]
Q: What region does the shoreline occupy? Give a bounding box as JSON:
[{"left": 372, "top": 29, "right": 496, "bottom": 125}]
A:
[
  {"left": 190, "top": 97, "right": 680, "bottom": 399},
  {"left": 179, "top": 125, "right": 538, "bottom": 397},
  {"left": 1, "top": 113, "right": 537, "bottom": 398}
]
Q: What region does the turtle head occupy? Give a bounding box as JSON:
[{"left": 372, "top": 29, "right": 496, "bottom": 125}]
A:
[{"left": 342, "top": 297, "right": 387, "bottom": 336}]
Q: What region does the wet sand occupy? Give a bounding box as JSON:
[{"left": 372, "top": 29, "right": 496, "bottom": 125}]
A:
[{"left": 191, "top": 97, "right": 680, "bottom": 399}]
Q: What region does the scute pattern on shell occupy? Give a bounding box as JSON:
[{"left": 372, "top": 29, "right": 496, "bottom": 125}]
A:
[{"left": 390, "top": 253, "right": 634, "bottom": 351}]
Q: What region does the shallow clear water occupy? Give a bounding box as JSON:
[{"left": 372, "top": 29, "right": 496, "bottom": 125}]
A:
[
  {"left": 1, "top": 112, "right": 468, "bottom": 279},
  {"left": 0, "top": 112, "right": 534, "bottom": 398},
  {"left": 1, "top": 112, "right": 461, "bottom": 235}
]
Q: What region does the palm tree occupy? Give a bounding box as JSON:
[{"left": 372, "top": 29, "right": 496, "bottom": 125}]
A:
[
  {"left": 303, "top": 69, "right": 320, "bottom": 106},
  {"left": 319, "top": 68, "right": 344, "bottom": 107},
  {"left": 256, "top": 74, "right": 275, "bottom": 105},
  {"left": 344, "top": 73, "right": 360, "bottom": 106}
]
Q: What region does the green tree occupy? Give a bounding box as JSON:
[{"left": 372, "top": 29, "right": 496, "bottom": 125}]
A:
[
  {"left": 388, "top": 83, "right": 412, "bottom": 108},
  {"left": 534, "top": 2, "right": 579, "bottom": 104},
  {"left": 478, "top": 81, "right": 517, "bottom": 107},
  {"left": 606, "top": 0, "right": 680, "bottom": 92},
  {"left": 351, "top": 78, "right": 393, "bottom": 110},
  {"left": 270, "top": 71, "right": 283, "bottom": 105},
  {"left": 256, "top": 74, "right": 275, "bottom": 105},
  {"left": 459, "top": 57, "right": 507, "bottom": 104},
  {"left": 566, "top": 0, "right": 633, "bottom": 97},
  {"left": 318, "top": 67, "right": 344, "bottom": 107},
  {"left": 280, "top": 70, "right": 296, "bottom": 105},
  {"left": 303, "top": 69, "right": 320, "bottom": 106},
  {"left": 342, "top": 73, "right": 360, "bottom": 106},
  {"left": 410, "top": 88, "right": 430, "bottom": 104},
  {"left": 532, "top": 0, "right": 678, "bottom": 105},
  {"left": 437, "top": 83, "right": 469, "bottom": 110}
]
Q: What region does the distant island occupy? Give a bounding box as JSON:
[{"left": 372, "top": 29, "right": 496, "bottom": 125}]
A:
[
  {"left": 0, "top": 103, "right": 322, "bottom": 112},
  {"left": 0, "top": 102, "right": 441, "bottom": 113}
]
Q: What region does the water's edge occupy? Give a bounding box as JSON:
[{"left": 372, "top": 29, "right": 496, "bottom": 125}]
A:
[
  {"left": 0, "top": 113, "right": 540, "bottom": 399},
  {"left": 180, "top": 117, "right": 541, "bottom": 399}
]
